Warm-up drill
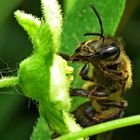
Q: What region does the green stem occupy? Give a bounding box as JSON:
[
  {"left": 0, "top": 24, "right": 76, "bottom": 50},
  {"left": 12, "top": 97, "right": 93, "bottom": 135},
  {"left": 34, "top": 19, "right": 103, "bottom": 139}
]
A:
[
  {"left": 0, "top": 76, "right": 19, "bottom": 88},
  {"left": 54, "top": 115, "right": 140, "bottom": 140}
]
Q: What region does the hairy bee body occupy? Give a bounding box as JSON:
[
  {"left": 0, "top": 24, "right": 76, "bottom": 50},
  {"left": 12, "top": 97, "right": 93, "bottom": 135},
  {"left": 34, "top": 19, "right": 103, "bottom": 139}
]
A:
[
  {"left": 60, "top": 3, "right": 132, "bottom": 128},
  {"left": 70, "top": 37, "right": 132, "bottom": 127},
  {"left": 85, "top": 38, "right": 132, "bottom": 92}
]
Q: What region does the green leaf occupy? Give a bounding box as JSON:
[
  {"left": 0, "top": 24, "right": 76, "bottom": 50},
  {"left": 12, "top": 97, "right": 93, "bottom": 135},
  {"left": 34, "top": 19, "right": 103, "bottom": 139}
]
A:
[
  {"left": 15, "top": 0, "right": 80, "bottom": 135},
  {"left": 49, "top": 55, "right": 71, "bottom": 110},
  {"left": 31, "top": 116, "right": 52, "bottom": 140},
  {"left": 32, "top": 22, "right": 54, "bottom": 56},
  {"left": 14, "top": 10, "right": 41, "bottom": 46},
  {"left": 41, "top": 0, "right": 63, "bottom": 51},
  {"left": 61, "top": 0, "right": 126, "bottom": 54},
  {"left": 64, "top": 1, "right": 76, "bottom": 14},
  {"left": 62, "top": 111, "right": 83, "bottom": 135}
]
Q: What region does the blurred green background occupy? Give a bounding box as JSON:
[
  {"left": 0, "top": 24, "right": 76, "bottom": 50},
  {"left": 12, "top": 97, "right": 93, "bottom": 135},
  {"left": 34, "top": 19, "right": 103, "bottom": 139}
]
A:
[{"left": 0, "top": 0, "right": 140, "bottom": 140}]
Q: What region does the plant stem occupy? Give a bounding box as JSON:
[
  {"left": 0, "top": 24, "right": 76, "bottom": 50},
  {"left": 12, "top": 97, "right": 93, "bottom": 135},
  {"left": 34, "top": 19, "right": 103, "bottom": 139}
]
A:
[
  {"left": 0, "top": 76, "right": 19, "bottom": 88},
  {"left": 54, "top": 115, "right": 140, "bottom": 140}
]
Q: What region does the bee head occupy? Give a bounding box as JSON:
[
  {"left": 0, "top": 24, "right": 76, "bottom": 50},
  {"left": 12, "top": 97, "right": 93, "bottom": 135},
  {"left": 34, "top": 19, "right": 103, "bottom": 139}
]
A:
[
  {"left": 70, "top": 38, "right": 120, "bottom": 62},
  {"left": 70, "top": 40, "right": 98, "bottom": 62}
]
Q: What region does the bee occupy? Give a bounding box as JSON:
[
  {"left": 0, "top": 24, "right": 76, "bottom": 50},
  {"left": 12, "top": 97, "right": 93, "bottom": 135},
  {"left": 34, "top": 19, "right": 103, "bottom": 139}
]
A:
[{"left": 60, "top": 3, "right": 132, "bottom": 127}]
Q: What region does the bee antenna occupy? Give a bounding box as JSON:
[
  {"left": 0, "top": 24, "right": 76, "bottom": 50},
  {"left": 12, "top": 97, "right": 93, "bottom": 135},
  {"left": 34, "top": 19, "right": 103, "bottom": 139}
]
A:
[{"left": 84, "top": 2, "right": 104, "bottom": 39}]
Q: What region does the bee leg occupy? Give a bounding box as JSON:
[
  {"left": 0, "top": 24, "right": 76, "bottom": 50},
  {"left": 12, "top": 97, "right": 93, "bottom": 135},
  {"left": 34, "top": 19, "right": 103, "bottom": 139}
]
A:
[
  {"left": 70, "top": 88, "right": 109, "bottom": 100},
  {"left": 70, "top": 88, "right": 90, "bottom": 98},
  {"left": 79, "top": 64, "right": 93, "bottom": 81},
  {"left": 58, "top": 52, "right": 71, "bottom": 61},
  {"left": 90, "top": 90, "right": 108, "bottom": 97}
]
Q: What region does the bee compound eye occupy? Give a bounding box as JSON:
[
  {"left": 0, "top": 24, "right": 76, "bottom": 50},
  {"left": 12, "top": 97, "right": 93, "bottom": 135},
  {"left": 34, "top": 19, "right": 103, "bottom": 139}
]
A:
[{"left": 99, "top": 46, "right": 120, "bottom": 59}]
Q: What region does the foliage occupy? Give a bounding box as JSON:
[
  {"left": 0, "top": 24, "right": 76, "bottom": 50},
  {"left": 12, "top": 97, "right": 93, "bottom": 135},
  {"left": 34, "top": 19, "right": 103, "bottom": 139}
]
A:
[{"left": 0, "top": 0, "right": 140, "bottom": 140}]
